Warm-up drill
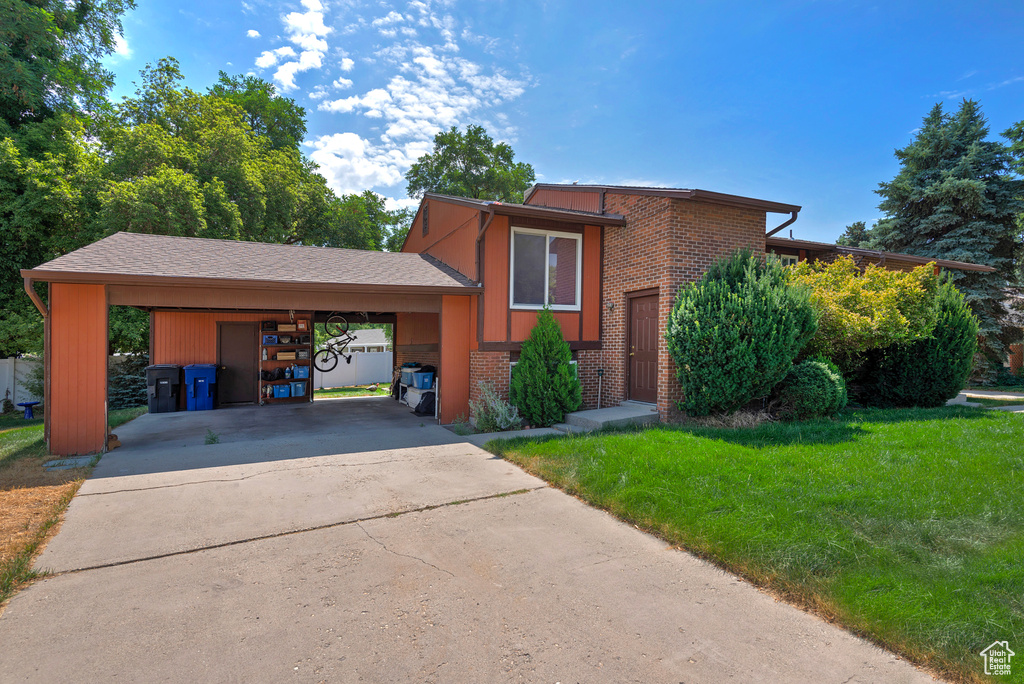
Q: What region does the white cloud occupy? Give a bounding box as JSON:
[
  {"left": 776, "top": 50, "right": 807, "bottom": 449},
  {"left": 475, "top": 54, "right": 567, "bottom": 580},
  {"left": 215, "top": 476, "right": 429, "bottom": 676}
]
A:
[
  {"left": 113, "top": 33, "right": 131, "bottom": 58},
  {"left": 255, "top": 46, "right": 296, "bottom": 69},
  {"left": 332, "top": 76, "right": 354, "bottom": 89},
  {"left": 340, "top": 57, "right": 355, "bottom": 72},
  {"left": 246, "top": 29, "right": 261, "bottom": 38},
  {"left": 256, "top": 0, "right": 334, "bottom": 91},
  {"left": 305, "top": 132, "right": 408, "bottom": 194}
]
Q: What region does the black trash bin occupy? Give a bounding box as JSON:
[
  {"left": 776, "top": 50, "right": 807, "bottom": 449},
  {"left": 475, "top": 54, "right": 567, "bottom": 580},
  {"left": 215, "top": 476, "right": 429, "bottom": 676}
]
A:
[{"left": 146, "top": 364, "right": 181, "bottom": 413}]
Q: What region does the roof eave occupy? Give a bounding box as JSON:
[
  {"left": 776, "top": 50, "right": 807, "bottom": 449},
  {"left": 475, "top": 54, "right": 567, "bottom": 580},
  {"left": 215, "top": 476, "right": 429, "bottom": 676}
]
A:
[
  {"left": 529, "top": 183, "right": 801, "bottom": 214},
  {"left": 422, "top": 192, "right": 626, "bottom": 226},
  {"left": 20, "top": 269, "right": 483, "bottom": 294},
  {"left": 765, "top": 237, "right": 996, "bottom": 273}
]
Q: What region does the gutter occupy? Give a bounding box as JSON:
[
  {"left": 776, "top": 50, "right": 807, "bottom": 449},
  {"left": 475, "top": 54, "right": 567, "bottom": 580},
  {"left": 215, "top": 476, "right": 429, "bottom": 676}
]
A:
[
  {"left": 24, "top": 278, "right": 48, "bottom": 318},
  {"left": 765, "top": 210, "right": 799, "bottom": 238}
]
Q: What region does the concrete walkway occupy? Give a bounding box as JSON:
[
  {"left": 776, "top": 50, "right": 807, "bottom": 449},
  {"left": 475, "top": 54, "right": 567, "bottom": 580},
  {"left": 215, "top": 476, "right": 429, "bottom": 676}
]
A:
[{"left": 0, "top": 397, "right": 936, "bottom": 682}]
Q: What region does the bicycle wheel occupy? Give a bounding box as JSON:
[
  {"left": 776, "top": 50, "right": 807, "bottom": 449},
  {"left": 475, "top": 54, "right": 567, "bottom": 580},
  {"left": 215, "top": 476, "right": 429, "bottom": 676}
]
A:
[
  {"left": 313, "top": 349, "right": 339, "bottom": 372},
  {"left": 325, "top": 314, "right": 349, "bottom": 337}
]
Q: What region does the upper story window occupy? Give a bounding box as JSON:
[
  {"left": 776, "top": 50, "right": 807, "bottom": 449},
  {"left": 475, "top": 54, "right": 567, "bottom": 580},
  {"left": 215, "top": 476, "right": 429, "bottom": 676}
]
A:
[{"left": 510, "top": 227, "right": 582, "bottom": 310}]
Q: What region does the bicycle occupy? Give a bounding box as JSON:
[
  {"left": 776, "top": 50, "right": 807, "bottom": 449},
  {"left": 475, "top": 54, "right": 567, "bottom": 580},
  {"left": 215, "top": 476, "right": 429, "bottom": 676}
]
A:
[{"left": 312, "top": 312, "right": 365, "bottom": 372}]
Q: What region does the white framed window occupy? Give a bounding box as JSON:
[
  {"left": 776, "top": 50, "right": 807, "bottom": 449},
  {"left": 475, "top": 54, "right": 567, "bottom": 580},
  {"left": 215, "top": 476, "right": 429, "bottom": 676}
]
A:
[
  {"left": 509, "top": 226, "right": 583, "bottom": 311},
  {"left": 770, "top": 251, "right": 799, "bottom": 267}
]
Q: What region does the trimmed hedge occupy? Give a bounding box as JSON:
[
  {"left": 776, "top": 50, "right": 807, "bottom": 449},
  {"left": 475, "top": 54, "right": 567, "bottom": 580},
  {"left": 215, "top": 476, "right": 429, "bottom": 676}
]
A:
[
  {"left": 861, "top": 278, "right": 978, "bottom": 408},
  {"left": 665, "top": 249, "right": 817, "bottom": 416},
  {"left": 773, "top": 359, "right": 848, "bottom": 420}
]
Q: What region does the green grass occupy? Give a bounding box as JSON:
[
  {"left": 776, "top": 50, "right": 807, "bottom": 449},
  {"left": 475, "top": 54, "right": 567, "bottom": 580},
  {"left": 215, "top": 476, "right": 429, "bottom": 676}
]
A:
[
  {"left": 0, "top": 406, "right": 146, "bottom": 470},
  {"left": 968, "top": 385, "right": 1024, "bottom": 393},
  {"left": 489, "top": 407, "right": 1024, "bottom": 683},
  {"left": 968, "top": 396, "right": 1024, "bottom": 408},
  {"left": 314, "top": 385, "right": 390, "bottom": 399},
  {"left": 0, "top": 412, "right": 44, "bottom": 433}
]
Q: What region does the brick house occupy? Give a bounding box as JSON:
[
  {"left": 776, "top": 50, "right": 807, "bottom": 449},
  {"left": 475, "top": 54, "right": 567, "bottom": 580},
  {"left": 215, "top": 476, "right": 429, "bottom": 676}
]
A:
[
  {"left": 401, "top": 184, "right": 996, "bottom": 423},
  {"left": 23, "top": 183, "right": 996, "bottom": 456}
]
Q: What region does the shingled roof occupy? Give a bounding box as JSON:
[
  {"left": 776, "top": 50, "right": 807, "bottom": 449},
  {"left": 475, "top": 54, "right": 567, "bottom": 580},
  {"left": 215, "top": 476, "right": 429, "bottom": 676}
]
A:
[{"left": 22, "top": 232, "right": 480, "bottom": 292}]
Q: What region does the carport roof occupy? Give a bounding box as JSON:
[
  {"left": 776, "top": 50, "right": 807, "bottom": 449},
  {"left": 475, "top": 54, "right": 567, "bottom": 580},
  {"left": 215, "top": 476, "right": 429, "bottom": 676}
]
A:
[{"left": 22, "top": 232, "right": 481, "bottom": 292}]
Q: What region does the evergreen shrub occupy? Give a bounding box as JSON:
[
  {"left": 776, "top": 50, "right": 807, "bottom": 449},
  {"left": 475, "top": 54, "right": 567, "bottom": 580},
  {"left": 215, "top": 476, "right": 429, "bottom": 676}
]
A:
[
  {"left": 862, "top": 278, "right": 979, "bottom": 407},
  {"left": 509, "top": 308, "right": 581, "bottom": 427},
  {"left": 108, "top": 353, "right": 149, "bottom": 410},
  {"left": 773, "top": 359, "right": 847, "bottom": 420},
  {"left": 665, "top": 249, "right": 817, "bottom": 416}
]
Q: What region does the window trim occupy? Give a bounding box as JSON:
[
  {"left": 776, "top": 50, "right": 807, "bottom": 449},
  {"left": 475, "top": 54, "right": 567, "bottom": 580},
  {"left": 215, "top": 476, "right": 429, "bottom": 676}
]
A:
[
  {"left": 770, "top": 251, "right": 799, "bottom": 267},
  {"left": 508, "top": 226, "right": 583, "bottom": 312}
]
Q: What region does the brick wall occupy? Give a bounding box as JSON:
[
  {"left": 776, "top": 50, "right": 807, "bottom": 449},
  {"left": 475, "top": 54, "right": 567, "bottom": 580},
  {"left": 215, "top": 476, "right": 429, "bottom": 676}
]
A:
[
  {"left": 469, "top": 351, "right": 511, "bottom": 413},
  {"left": 597, "top": 194, "right": 767, "bottom": 422}
]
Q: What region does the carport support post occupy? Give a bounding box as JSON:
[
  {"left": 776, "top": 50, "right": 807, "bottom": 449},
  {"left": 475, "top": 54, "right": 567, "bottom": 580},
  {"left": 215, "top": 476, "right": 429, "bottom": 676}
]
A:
[
  {"left": 47, "top": 283, "right": 108, "bottom": 456},
  {"left": 439, "top": 295, "right": 472, "bottom": 423}
]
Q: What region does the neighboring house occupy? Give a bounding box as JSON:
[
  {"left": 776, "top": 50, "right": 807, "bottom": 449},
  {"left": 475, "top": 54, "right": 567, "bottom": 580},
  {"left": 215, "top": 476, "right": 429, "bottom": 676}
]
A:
[{"left": 21, "top": 183, "right": 994, "bottom": 456}]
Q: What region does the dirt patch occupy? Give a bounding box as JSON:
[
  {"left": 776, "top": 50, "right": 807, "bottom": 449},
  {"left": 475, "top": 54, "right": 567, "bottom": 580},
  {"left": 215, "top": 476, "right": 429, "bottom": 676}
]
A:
[{"left": 0, "top": 458, "right": 86, "bottom": 567}]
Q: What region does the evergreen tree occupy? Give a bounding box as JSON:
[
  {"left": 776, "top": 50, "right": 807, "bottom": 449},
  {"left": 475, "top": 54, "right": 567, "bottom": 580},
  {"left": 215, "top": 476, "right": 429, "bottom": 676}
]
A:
[
  {"left": 835, "top": 220, "right": 872, "bottom": 247},
  {"left": 509, "top": 309, "right": 581, "bottom": 427},
  {"left": 871, "top": 100, "right": 1024, "bottom": 359}
]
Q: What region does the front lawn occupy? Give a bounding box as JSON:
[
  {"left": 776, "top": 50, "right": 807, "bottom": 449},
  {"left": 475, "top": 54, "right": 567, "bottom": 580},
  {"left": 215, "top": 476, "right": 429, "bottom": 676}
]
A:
[
  {"left": 489, "top": 407, "right": 1023, "bottom": 684},
  {"left": 314, "top": 385, "right": 390, "bottom": 399}
]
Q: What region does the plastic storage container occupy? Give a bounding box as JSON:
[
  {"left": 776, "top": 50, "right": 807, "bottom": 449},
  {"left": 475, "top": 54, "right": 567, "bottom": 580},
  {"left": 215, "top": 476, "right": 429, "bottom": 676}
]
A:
[
  {"left": 290, "top": 381, "right": 307, "bottom": 397},
  {"left": 401, "top": 366, "right": 420, "bottom": 385},
  {"left": 262, "top": 334, "right": 277, "bottom": 345},
  {"left": 183, "top": 364, "right": 217, "bottom": 411},
  {"left": 411, "top": 371, "right": 434, "bottom": 389},
  {"left": 292, "top": 365, "right": 309, "bottom": 379},
  {"left": 145, "top": 364, "right": 181, "bottom": 413},
  {"left": 273, "top": 384, "right": 291, "bottom": 398}
]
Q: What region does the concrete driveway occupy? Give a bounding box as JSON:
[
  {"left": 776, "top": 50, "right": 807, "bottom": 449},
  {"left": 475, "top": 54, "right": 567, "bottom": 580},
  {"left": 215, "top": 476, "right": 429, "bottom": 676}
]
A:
[{"left": 0, "top": 397, "right": 935, "bottom": 682}]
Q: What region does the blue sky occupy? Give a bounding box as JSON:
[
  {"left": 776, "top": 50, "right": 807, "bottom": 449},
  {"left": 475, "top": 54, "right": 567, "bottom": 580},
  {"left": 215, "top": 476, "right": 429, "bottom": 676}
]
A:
[{"left": 105, "top": 0, "right": 1024, "bottom": 242}]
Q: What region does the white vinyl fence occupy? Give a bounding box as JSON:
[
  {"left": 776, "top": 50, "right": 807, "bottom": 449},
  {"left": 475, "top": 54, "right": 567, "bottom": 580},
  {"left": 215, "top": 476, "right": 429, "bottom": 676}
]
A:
[
  {"left": 314, "top": 351, "right": 393, "bottom": 390},
  {"left": 0, "top": 357, "right": 42, "bottom": 405}
]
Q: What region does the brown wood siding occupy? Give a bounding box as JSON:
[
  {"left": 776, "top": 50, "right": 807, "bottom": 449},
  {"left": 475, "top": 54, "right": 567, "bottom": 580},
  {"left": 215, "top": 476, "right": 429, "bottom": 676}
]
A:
[
  {"left": 582, "top": 225, "right": 602, "bottom": 340},
  {"left": 49, "top": 283, "right": 107, "bottom": 456},
  {"left": 510, "top": 311, "right": 580, "bottom": 342},
  {"left": 482, "top": 216, "right": 510, "bottom": 342},
  {"left": 109, "top": 285, "right": 443, "bottom": 313},
  {"left": 439, "top": 295, "right": 472, "bottom": 423},
  {"left": 152, "top": 311, "right": 279, "bottom": 366},
  {"left": 402, "top": 198, "right": 480, "bottom": 280},
  {"left": 527, "top": 188, "right": 602, "bottom": 213},
  {"left": 395, "top": 312, "right": 439, "bottom": 346}
]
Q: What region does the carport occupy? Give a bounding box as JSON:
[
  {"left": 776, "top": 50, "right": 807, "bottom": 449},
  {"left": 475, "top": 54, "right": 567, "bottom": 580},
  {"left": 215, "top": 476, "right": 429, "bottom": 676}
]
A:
[{"left": 21, "top": 232, "right": 481, "bottom": 456}]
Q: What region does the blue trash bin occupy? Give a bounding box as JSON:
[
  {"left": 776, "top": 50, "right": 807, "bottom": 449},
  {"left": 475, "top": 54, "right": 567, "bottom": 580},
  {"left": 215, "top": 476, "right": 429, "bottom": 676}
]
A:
[{"left": 183, "top": 364, "right": 218, "bottom": 411}]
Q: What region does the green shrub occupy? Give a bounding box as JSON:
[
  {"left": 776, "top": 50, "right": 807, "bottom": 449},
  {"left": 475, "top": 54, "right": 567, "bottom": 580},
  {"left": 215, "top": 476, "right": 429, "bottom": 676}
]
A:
[
  {"left": 108, "top": 354, "right": 149, "bottom": 410},
  {"left": 509, "top": 308, "right": 581, "bottom": 427},
  {"left": 861, "top": 278, "right": 979, "bottom": 408},
  {"left": 469, "top": 382, "right": 522, "bottom": 432},
  {"left": 665, "top": 249, "right": 817, "bottom": 416},
  {"left": 773, "top": 359, "right": 847, "bottom": 420}
]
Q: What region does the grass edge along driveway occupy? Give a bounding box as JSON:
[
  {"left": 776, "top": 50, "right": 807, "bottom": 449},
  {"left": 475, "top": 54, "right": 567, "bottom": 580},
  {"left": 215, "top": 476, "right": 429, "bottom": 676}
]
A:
[
  {"left": 488, "top": 407, "right": 1023, "bottom": 684},
  {"left": 0, "top": 406, "right": 146, "bottom": 607}
]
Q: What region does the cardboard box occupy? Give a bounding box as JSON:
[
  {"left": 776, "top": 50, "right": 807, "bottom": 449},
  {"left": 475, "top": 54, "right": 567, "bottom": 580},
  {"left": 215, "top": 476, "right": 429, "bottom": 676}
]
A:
[
  {"left": 278, "top": 323, "right": 297, "bottom": 332},
  {"left": 275, "top": 352, "right": 296, "bottom": 360}
]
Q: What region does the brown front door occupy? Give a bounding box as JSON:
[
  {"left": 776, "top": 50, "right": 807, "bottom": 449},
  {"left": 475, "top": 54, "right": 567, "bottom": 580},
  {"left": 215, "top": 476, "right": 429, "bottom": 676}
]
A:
[
  {"left": 628, "top": 293, "right": 659, "bottom": 403},
  {"left": 217, "top": 322, "right": 258, "bottom": 405}
]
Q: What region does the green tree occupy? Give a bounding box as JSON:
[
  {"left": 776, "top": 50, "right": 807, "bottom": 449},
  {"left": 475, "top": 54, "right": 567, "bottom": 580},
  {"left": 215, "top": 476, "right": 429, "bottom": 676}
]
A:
[
  {"left": 405, "top": 125, "right": 536, "bottom": 203},
  {"left": 208, "top": 72, "right": 306, "bottom": 151},
  {"left": 0, "top": 0, "right": 135, "bottom": 133},
  {"left": 665, "top": 249, "right": 817, "bottom": 416},
  {"left": 509, "top": 308, "right": 581, "bottom": 427},
  {"left": 835, "top": 220, "right": 872, "bottom": 247},
  {"left": 871, "top": 100, "right": 1024, "bottom": 360}
]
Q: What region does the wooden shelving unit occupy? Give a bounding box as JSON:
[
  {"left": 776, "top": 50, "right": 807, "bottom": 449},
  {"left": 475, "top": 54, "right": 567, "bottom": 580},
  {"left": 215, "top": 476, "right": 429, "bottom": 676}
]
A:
[{"left": 259, "top": 315, "right": 314, "bottom": 405}]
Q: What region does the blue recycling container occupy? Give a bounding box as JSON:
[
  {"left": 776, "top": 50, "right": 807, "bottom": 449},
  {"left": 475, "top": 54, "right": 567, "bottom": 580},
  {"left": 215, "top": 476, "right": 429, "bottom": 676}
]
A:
[{"left": 183, "top": 364, "right": 218, "bottom": 411}]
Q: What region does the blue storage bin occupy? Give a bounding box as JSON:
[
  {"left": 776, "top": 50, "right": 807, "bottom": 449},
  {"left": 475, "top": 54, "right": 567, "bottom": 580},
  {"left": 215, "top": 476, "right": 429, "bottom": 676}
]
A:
[
  {"left": 183, "top": 364, "right": 217, "bottom": 411},
  {"left": 262, "top": 334, "right": 278, "bottom": 345},
  {"left": 412, "top": 371, "right": 433, "bottom": 389},
  {"left": 292, "top": 365, "right": 309, "bottom": 379},
  {"left": 401, "top": 367, "right": 419, "bottom": 385},
  {"left": 273, "top": 384, "right": 290, "bottom": 398},
  {"left": 290, "top": 381, "right": 306, "bottom": 397}
]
